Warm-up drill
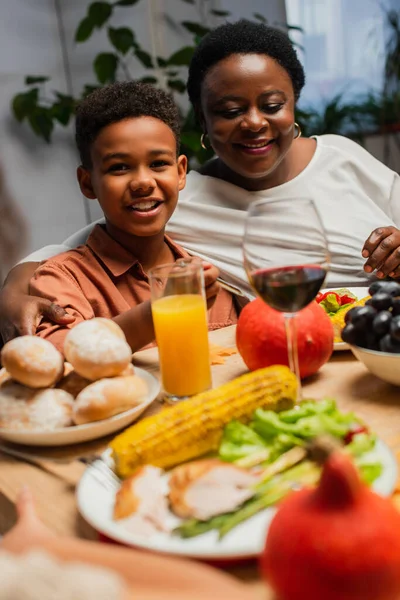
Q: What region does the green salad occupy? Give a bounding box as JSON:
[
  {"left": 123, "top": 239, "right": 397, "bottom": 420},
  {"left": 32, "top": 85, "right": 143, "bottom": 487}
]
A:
[{"left": 175, "top": 399, "right": 382, "bottom": 540}]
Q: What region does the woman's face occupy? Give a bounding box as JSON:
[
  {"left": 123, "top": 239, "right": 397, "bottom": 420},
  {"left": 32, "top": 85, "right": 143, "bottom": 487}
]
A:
[{"left": 200, "top": 54, "right": 296, "bottom": 184}]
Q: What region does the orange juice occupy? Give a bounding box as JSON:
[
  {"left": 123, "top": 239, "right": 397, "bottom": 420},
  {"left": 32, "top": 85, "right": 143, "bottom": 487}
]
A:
[{"left": 152, "top": 294, "right": 211, "bottom": 397}]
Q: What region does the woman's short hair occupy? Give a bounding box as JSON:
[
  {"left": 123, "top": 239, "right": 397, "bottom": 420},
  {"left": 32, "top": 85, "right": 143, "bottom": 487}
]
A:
[{"left": 187, "top": 19, "right": 305, "bottom": 108}]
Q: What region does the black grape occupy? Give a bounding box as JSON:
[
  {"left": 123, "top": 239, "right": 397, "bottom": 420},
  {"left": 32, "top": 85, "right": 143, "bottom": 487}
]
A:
[
  {"left": 372, "top": 311, "right": 392, "bottom": 336},
  {"left": 369, "top": 281, "right": 400, "bottom": 296},
  {"left": 350, "top": 305, "right": 377, "bottom": 329},
  {"left": 390, "top": 316, "right": 400, "bottom": 342},
  {"left": 392, "top": 298, "right": 400, "bottom": 316},
  {"left": 368, "top": 281, "right": 387, "bottom": 296},
  {"left": 365, "top": 331, "right": 380, "bottom": 351},
  {"left": 370, "top": 293, "right": 393, "bottom": 311},
  {"left": 380, "top": 333, "right": 400, "bottom": 353},
  {"left": 341, "top": 323, "right": 360, "bottom": 345},
  {"left": 382, "top": 281, "right": 400, "bottom": 297}
]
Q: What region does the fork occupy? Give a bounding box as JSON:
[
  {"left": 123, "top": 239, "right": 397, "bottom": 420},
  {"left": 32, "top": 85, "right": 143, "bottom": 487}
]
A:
[{"left": 81, "top": 455, "right": 121, "bottom": 492}]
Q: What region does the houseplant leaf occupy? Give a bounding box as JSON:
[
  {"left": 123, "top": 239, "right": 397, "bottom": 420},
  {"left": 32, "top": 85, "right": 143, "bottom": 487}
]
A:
[
  {"left": 25, "top": 76, "right": 49, "bottom": 85},
  {"left": 82, "top": 84, "right": 101, "bottom": 98},
  {"left": 181, "top": 21, "right": 210, "bottom": 37},
  {"left": 211, "top": 9, "right": 230, "bottom": 17},
  {"left": 180, "top": 131, "right": 202, "bottom": 151},
  {"left": 114, "top": 0, "right": 141, "bottom": 5},
  {"left": 12, "top": 88, "right": 39, "bottom": 122},
  {"left": 253, "top": 13, "right": 267, "bottom": 23},
  {"left": 88, "top": 2, "right": 113, "bottom": 27},
  {"left": 157, "top": 56, "right": 168, "bottom": 68},
  {"left": 167, "top": 78, "right": 186, "bottom": 93},
  {"left": 108, "top": 27, "right": 135, "bottom": 54},
  {"left": 94, "top": 53, "right": 118, "bottom": 83},
  {"left": 167, "top": 46, "right": 195, "bottom": 66},
  {"left": 75, "top": 17, "right": 95, "bottom": 42},
  {"left": 28, "top": 108, "right": 54, "bottom": 142},
  {"left": 139, "top": 76, "right": 158, "bottom": 84},
  {"left": 134, "top": 48, "right": 153, "bottom": 68},
  {"left": 51, "top": 103, "right": 73, "bottom": 126},
  {"left": 51, "top": 93, "right": 75, "bottom": 125}
]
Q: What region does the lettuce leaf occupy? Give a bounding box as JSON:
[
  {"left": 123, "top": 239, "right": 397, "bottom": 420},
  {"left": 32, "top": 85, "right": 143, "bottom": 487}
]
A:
[
  {"left": 278, "top": 398, "right": 337, "bottom": 423},
  {"left": 219, "top": 421, "right": 267, "bottom": 462},
  {"left": 253, "top": 407, "right": 356, "bottom": 440}
]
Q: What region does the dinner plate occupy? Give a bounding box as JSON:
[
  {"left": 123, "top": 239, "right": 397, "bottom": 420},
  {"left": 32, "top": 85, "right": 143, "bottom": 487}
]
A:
[
  {"left": 321, "top": 287, "right": 369, "bottom": 351},
  {"left": 0, "top": 368, "right": 160, "bottom": 447},
  {"left": 77, "top": 439, "right": 397, "bottom": 561}
]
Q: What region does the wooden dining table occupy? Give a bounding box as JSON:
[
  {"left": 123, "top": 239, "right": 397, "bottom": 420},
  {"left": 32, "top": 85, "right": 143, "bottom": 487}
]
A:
[{"left": 1, "top": 324, "right": 400, "bottom": 599}]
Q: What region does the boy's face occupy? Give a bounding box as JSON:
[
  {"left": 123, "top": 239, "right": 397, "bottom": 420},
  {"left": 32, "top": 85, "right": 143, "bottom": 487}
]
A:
[{"left": 77, "top": 116, "right": 187, "bottom": 238}]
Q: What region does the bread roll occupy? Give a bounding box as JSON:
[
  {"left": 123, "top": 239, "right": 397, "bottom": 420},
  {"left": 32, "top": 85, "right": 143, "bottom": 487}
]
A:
[
  {"left": 57, "top": 362, "right": 135, "bottom": 398},
  {"left": 120, "top": 363, "right": 135, "bottom": 377},
  {"left": 0, "top": 380, "right": 74, "bottom": 430},
  {"left": 73, "top": 375, "right": 148, "bottom": 425},
  {"left": 57, "top": 370, "right": 90, "bottom": 398},
  {"left": 1, "top": 336, "right": 64, "bottom": 388},
  {"left": 0, "top": 368, "right": 11, "bottom": 386},
  {"left": 64, "top": 318, "right": 132, "bottom": 381},
  {"left": 62, "top": 362, "right": 75, "bottom": 377}
]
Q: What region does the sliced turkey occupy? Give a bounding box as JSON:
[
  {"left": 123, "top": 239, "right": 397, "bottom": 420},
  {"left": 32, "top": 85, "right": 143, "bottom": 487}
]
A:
[
  {"left": 113, "top": 465, "right": 169, "bottom": 534},
  {"left": 169, "top": 459, "right": 258, "bottom": 520}
]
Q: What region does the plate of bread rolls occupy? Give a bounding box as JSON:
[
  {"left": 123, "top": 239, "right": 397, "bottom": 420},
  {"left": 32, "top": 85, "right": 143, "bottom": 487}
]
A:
[{"left": 0, "top": 319, "right": 160, "bottom": 446}]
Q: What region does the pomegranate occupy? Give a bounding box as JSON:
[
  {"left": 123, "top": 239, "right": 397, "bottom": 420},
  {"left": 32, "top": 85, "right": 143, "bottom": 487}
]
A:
[
  {"left": 236, "top": 299, "right": 333, "bottom": 379},
  {"left": 262, "top": 442, "right": 400, "bottom": 600}
]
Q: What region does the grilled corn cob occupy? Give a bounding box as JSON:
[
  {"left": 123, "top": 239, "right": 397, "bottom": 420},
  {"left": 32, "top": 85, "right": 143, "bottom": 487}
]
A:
[
  {"left": 330, "top": 296, "right": 370, "bottom": 343},
  {"left": 110, "top": 365, "right": 297, "bottom": 477}
]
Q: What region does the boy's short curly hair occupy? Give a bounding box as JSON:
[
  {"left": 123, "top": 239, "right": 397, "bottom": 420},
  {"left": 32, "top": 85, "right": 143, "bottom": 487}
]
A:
[
  {"left": 187, "top": 19, "right": 305, "bottom": 109},
  {"left": 75, "top": 81, "right": 181, "bottom": 168}
]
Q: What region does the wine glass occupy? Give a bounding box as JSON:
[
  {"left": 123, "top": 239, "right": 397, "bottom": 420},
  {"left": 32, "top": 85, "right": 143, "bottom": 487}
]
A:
[{"left": 243, "top": 197, "right": 330, "bottom": 396}]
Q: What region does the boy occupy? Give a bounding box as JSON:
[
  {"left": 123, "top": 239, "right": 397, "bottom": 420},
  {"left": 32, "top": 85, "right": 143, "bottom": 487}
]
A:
[{"left": 30, "top": 82, "right": 238, "bottom": 352}]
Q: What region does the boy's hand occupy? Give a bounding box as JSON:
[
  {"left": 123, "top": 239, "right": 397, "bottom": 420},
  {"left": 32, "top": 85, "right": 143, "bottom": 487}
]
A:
[{"left": 203, "top": 262, "right": 220, "bottom": 309}]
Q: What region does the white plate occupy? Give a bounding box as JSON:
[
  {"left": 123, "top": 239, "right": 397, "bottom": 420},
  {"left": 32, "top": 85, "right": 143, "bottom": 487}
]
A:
[
  {"left": 0, "top": 368, "right": 160, "bottom": 447},
  {"left": 77, "top": 439, "right": 397, "bottom": 561},
  {"left": 320, "top": 287, "right": 369, "bottom": 351}
]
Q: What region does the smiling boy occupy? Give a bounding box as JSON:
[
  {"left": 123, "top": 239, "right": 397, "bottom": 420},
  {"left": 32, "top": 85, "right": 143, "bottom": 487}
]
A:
[{"left": 30, "top": 82, "right": 238, "bottom": 352}]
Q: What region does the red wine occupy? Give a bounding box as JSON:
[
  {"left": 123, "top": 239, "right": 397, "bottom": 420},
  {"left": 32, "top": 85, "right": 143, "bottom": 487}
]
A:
[{"left": 251, "top": 265, "right": 326, "bottom": 312}]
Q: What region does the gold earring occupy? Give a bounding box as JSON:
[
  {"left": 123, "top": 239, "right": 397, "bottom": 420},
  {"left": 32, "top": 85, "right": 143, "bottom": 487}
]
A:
[
  {"left": 293, "top": 122, "right": 302, "bottom": 140},
  {"left": 200, "top": 132, "right": 210, "bottom": 150}
]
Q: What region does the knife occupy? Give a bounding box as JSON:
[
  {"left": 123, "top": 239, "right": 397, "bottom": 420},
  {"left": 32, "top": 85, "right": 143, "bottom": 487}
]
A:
[{"left": 0, "top": 445, "right": 86, "bottom": 485}]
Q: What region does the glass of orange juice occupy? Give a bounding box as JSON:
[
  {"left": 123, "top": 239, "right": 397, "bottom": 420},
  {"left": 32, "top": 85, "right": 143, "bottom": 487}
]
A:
[{"left": 149, "top": 258, "right": 212, "bottom": 402}]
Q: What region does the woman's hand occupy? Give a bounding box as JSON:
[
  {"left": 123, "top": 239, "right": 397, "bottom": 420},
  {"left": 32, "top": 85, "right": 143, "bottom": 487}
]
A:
[
  {"left": 362, "top": 226, "right": 400, "bottom": 279},
  {"left": 202, "top": 262, "right": 220, "bottom": 308},
  {"left": 0, "top": 291, "right": 75, "bottom": 343},
  {"left": 1, "top": 487, "right": 56, "bottom": 554}
]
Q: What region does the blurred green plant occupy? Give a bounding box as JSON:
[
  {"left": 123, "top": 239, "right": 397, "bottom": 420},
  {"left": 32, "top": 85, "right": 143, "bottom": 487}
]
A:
[
  {"left": 10, "top": 0, "right": 299, "bottom": 166},
  {"left": 296, "top": 90, "right": 400, "bottom": 142},
  {"left": 295, "top": 7, "right": 400, "bottom": 141},
  {"left": 296, "top": 94, "right": 366, "bottom": 140},
  {"left": 383, "top": 8, "right": 400, "bottom": 96}
]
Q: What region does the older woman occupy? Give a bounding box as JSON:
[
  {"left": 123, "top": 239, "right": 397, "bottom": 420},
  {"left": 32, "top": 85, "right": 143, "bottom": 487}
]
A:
[{"left": 1, "top": 19, "right": 400, "bottom": 340}]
